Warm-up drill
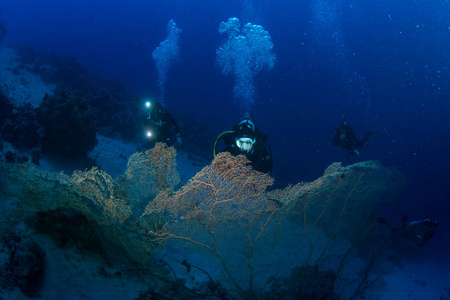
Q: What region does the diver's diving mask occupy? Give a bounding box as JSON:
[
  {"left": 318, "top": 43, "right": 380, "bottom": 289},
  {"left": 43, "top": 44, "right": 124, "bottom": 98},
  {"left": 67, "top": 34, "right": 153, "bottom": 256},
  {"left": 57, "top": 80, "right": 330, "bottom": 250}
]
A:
[{"left": 236, "top": 137, "right": 255, "bottom": 152}]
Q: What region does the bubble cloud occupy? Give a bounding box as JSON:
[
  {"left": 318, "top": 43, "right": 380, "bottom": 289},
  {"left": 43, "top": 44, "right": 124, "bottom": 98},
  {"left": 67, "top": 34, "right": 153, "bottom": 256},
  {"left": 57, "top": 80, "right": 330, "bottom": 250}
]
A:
[
  {"left": 217, "top": 18, "right": 275, "bottom": 112},
  {"left": 152, "top": 19, "right": 181, "bottom": 106}
]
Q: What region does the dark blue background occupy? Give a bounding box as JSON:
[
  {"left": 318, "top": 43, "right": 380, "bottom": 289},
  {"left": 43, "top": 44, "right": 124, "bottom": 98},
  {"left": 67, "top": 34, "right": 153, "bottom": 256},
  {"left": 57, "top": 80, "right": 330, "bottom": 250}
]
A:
[{"left": 2, "top": 0, "right": 449, "bottom": 256}]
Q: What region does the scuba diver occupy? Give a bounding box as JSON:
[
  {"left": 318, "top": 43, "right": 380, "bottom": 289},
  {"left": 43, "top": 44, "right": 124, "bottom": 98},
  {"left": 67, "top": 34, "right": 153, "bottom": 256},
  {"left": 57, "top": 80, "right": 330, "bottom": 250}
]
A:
[
  {"left": 142, "top": 101, "right": 182, "bottom": 147},
  {"left": 332, "top": 121, "right": 384, "bottom": 160},
  {"left": 378, "top": 216, "right": 439, "bottom": 247},
  {"left": 214, "top": 113, "right": 273, "bottom": 174}
]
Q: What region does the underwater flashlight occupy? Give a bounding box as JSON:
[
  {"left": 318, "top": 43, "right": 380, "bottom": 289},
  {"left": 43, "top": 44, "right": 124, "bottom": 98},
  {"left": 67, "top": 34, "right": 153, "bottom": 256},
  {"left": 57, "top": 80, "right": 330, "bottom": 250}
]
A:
[
  {"left": 146, "top": 131, "right": 152, "bottom": 138},
  {"left": 145, "top": 101, "right": 151, "bottom": 109}
]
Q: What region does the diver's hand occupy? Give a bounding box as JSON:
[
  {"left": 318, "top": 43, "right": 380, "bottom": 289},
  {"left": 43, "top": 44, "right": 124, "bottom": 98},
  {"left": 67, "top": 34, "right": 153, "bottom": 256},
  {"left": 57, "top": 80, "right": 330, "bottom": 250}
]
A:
[{"left": 176, "top": 133, "right": 182, "bottom": 146}]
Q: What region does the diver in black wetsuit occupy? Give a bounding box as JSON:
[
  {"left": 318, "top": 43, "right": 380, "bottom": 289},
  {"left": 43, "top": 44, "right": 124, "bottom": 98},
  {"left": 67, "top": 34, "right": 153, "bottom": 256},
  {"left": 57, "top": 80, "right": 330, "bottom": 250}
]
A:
[
  {"left": 214, "top": 113, "right": 273, "bottom": 174},
  {"left": 332, "top": 121, "right": 384, "bottom": 160},
  {"left": 142, "top": 101, "right": 182, "bottom": 147},
  {"left": 378, "top": 216, "right": 439, "bottom": 247}
]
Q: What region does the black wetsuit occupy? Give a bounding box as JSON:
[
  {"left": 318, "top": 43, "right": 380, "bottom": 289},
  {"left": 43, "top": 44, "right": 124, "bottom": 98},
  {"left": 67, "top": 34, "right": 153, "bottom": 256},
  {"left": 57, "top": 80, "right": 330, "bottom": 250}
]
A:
[
  {"left": 378, "top": 217, "right": 439, "bottom": 247},
  {"left": 222, "top": 125, "right": 273, "bottom": 174},
  {"left": 143, "top": 109, "right": 181, "bottom": 147},
  {"left": 332, "top": 122, "right": 373, "bottom": 160}
]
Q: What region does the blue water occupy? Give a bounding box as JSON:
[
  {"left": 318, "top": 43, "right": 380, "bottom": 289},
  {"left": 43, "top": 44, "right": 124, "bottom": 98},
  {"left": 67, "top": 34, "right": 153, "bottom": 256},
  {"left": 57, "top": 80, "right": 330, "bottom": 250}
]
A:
[{"left": 1, "top": 0, "right": 449, "bottom": 266}]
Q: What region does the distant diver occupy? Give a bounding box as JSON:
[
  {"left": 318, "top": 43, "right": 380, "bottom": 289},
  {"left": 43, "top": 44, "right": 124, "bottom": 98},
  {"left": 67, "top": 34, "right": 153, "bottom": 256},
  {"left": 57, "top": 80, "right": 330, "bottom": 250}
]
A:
[
  {"left": 378, "top": 216, "right": 439, "bottom": 247},
  {"left": 332, "top": 121, "right": 384, "bottom": 160},
  {"left": 142, "top": 101, "right": 182, "bottom": 147},
  {"left": 214, "top": 113, "right": 273, "bottom": 174}
]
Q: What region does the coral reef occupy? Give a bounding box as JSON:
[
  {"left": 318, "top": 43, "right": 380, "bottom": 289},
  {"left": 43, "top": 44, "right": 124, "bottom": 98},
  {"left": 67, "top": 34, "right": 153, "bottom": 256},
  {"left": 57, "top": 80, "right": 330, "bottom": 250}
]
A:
[
  {"left": 14, "top": 46, "right": 140, "bottom": 141},
  {"left": 3, "top": 151, "right": 30, "bottom": 164},
  {"left": 0, "top": 145, "right": 405, "bottom": 298},
  {"left": 119, "top": 143, "right": 180, "bottom": 201},
  {"left": 0, "top": 143, "right": 177, "bottom": 270},
  {"left": 30, "top": 210, "right": 103, "bottom": 253},
  {"left": 263, "top": 265, "right": 338, "bottom": 300},
  {"left": 272, "top": 161, "right": 405, "bottom": 251},
  {"left": 142, "top": 152, "right": 276, "bottom": 297},
  {"left": 38, "top": 91, "right": 97, "bottom": 157},
  {"left": 1, "top": 103, "right": 40, "bottom": 149},
  {"left": 0, "top": 232, "right": 46, "bottom": 297},
  {"left": 0, "top": 89, "right": 13, "bottom": 121}
]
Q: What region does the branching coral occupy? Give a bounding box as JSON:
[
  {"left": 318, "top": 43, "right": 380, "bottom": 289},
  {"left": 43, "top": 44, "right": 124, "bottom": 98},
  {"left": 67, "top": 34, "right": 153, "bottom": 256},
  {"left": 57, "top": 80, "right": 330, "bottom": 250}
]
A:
[
  {"left": 117, "top": 142, "right": 180, "bottom": 203},
  {"left": 0, "top": 146, "right": 405, "bottom": 298},
  {"left": 269, "top": 162, "right": 402, "bottom": 267},
  {"left": 0, "top": 143, "right": 181, "bottom": 270},
  {"left": 141, "top": 152, "right": 277, "bottom": 295}
]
